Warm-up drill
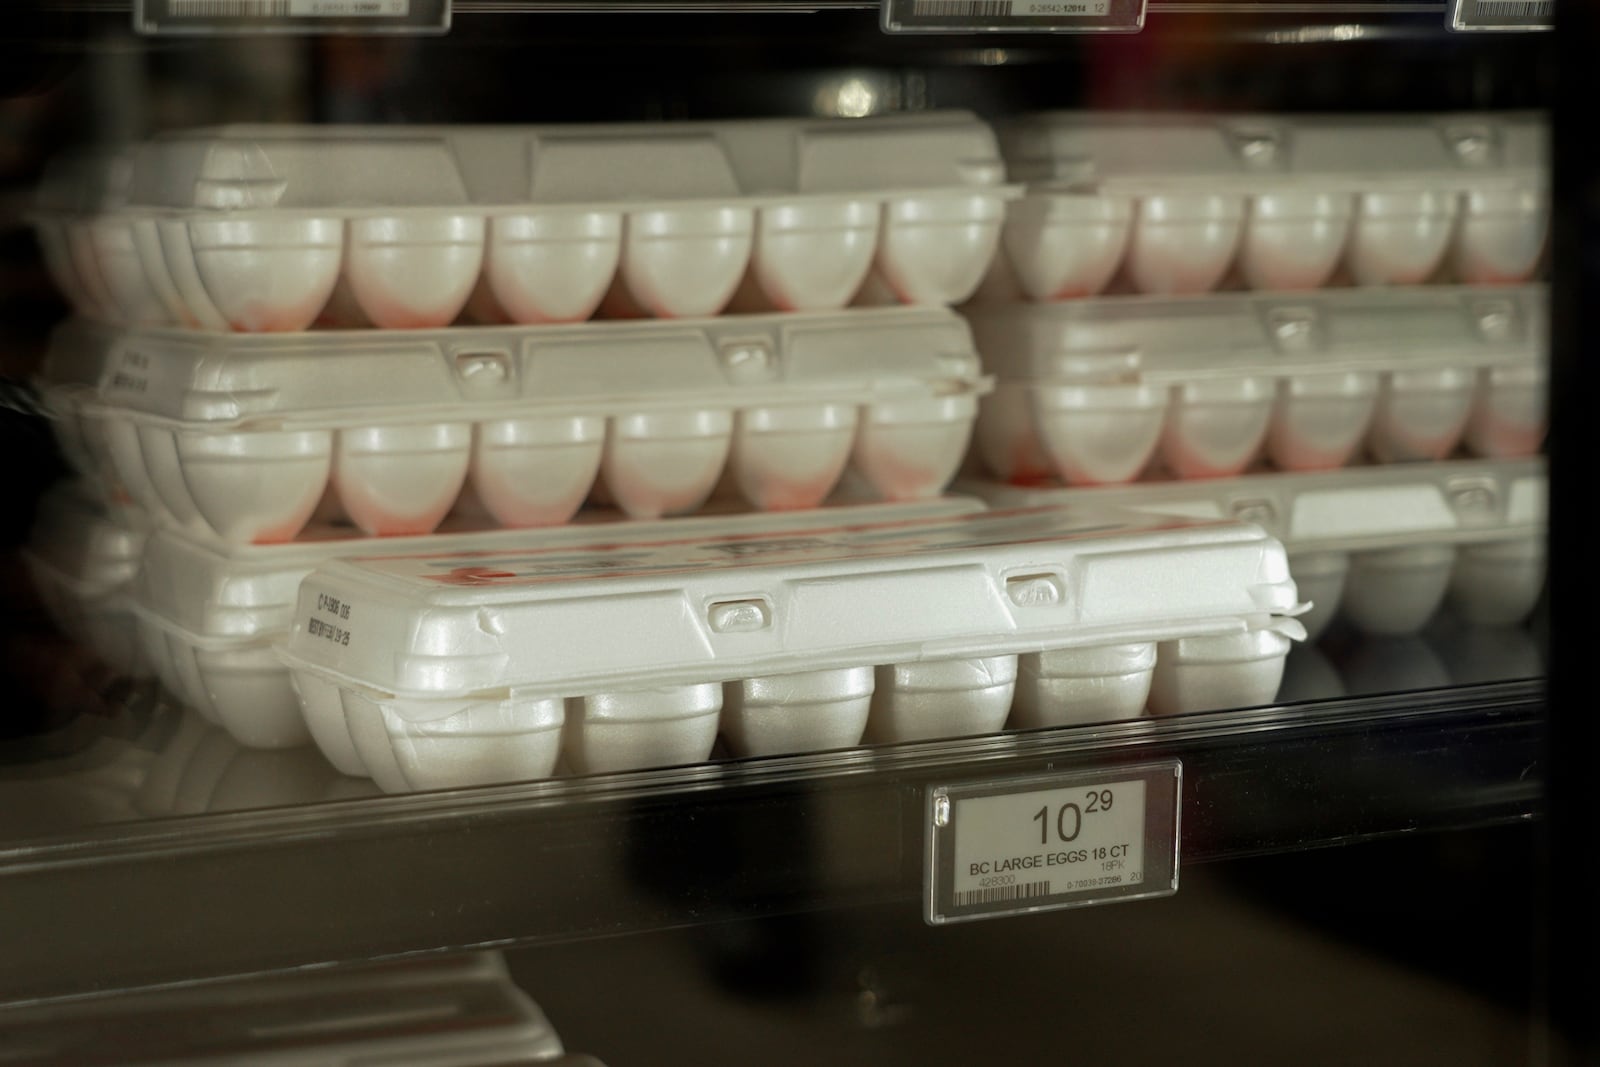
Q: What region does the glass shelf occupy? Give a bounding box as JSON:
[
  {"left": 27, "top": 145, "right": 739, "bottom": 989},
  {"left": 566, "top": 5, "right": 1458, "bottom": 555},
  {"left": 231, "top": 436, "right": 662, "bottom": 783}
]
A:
[{"left": 0, "top": 611, "right": 1544, "bottom": 1005}]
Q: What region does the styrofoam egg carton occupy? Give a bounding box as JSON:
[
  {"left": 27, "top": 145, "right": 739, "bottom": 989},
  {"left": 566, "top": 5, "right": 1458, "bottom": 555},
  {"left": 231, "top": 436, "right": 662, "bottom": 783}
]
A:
[
  {"left": 993, "top": 112, "right": 1546, "bottom": 298},
  {"left": 963, "top": 456, "right": 1545, "bottom": 641},
  {"left": 36, "top": 113, "right": 1016, "bottom": 332},
  {"left": 278, "top": 504, "right": 1304, "bottom": 793},
  {"left": 21, "top": 480, "right": 150, "bottom": 678},
  {"left": 0, "top": 950, "right": 567, "bottom": 1066},
  {"left": 129, "top": 498, "right": 985, "bottom": 755},
  {"left": 966, "top": 284, "right": 1545, "bottom": 487},
  {"left": 42, "top": 306, "right": 989, "bottom": 542}
]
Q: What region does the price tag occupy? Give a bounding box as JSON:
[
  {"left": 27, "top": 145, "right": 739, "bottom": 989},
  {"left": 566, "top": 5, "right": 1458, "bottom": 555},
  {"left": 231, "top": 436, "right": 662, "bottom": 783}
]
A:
[
  {"left": 135, "top": 0, "right": 449, "bottom": 35},
  {"left": 881, "top": 0, "right": 1144, "bottom": 34},
  {"left": 1448, "top": 0, "right": 1552, "bottom": 30},
  {"left": 925, "top": 761, "right": 1180, "bottom": 924}
]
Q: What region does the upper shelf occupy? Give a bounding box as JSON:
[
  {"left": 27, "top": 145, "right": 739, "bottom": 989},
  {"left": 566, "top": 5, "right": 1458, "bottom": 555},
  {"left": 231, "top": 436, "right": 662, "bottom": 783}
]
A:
[
  {"left": 28, "top": 0, "right": 1544, "bottom": 32},
  {"left": 39, "top": 0, "right": 1461, "bottom": 12},
  {"left": 0, "top": 655, "right": 1543, "bottom": 1004}
]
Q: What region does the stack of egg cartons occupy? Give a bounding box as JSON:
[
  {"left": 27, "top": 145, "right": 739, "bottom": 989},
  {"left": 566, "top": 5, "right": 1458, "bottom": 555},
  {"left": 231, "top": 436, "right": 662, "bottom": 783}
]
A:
[
  {"left": 958, "top": 112, "right": 1549, "bottom": 671},
  {"left": 32, "top": 113, "right": 1312, "bottom": 794}
]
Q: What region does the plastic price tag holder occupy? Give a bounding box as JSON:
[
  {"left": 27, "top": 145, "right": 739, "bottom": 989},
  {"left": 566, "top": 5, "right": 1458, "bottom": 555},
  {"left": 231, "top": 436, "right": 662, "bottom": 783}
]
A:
[
  {"left": 1448, "top": 0, "right": 1552, "bottom": 30},
  {"left": 881, "top": 0, "right": 1144, "bottom": 34},
  {"left": 925, "top": 760, "right": 1180, "bottom": 925},
  {"left": 135, "top": 0, "right": 449, "bottom": 35}
]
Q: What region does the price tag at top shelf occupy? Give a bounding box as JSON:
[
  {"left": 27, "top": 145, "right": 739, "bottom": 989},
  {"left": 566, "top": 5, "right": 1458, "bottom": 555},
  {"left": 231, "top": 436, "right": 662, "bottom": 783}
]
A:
[
  {"left": 135, "top": 0, "right": 450, "bottom": 34},
  {"left": 925, "top": 761, "right": 1180, "bottom": 925},
  {"left": 881, "top": 0, "right": 1144, "bottom": 33},
  {"left": 1449, "top": 0, "right": 1552, "bottom": 31}
]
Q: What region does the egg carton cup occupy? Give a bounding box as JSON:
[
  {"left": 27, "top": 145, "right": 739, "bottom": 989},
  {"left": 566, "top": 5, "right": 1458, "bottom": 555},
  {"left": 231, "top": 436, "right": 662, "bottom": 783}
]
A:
[
  {"left": 127, "top": 498, "right": 983, "bottom": 753},
  {"left": 992, "top": 111, "right": 1547, "bottom": 298},
  {"left": 32, "top": 113, "right": 1017, "bottom": 332},
  {"left": 21, "top": 480, "right": 151, "bottom": 678},
  {"left": 276, "top": 504, "right": 1304, "bottom": 794},
  {"left": 964, "top": 456, "right": 1544, "bottom": 642},
  {"left": 42, "top": 307, "right": 989, "bottom": 543},
  {"left": 966, "top": 284, "right": 1545, "bottom": 488}
]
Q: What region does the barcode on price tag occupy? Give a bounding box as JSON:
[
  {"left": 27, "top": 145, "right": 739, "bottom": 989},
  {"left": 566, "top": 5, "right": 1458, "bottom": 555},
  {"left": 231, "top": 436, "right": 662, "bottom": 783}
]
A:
[
  {"left": 883, "top": 0, "right": 1142, "bottom": 33},
  {"left": 925, "top": 761, "right": 1180, "bottom": 924},
  {"left": 170, "top": 0, "right": 289, "bottom": 12},
  {"left": 136, "top": 0, "right": 447, "bottom": 33},
  {"left": 908, "top": 0, "right": 1012, "bottom": 16},
  {"left": 1448, "top": 0, "right": 1552, "bottom": 30},
  {"left": 168, "top": 0, "right": 404, "bottom": 14}
]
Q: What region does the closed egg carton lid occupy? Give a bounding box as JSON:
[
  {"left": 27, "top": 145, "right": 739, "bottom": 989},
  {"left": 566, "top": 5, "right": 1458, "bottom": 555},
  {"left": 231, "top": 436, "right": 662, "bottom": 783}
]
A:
[
  {"left": 960, "top": 456, "right": 1546, "bottom": 555},
  {"left": 998, "top": 111, "right": 1547, "bottom": 194},
  {"left": 965, "top": 284, "right": 1546, "bottom": 384},
  {"left": 279, "top": 503, "right": 1300, "bottom": 703},
  {"left": 65, "top": 306, "right": 988, "bottom": 430},
  {"left": 133, "top": 496, "right": 986, "bottom": 644},
  {"left": 115, "top": 112, "right": 1011, "bottom": 217}
]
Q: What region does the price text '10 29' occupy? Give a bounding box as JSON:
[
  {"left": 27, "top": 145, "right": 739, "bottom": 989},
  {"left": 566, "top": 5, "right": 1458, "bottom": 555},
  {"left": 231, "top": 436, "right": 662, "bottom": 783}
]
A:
[{"left": 1032, "top": 789, "right": 1114, "bottom": 844}]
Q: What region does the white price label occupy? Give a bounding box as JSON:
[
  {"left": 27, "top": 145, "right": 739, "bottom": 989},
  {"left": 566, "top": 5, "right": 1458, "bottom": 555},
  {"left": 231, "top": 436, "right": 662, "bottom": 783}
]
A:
[
  {"left": 952, "top": 779, "right": 1146, "bottom": 905},
  {"left": 926, "top": 762, "right": 1179, "bottom": 924}
]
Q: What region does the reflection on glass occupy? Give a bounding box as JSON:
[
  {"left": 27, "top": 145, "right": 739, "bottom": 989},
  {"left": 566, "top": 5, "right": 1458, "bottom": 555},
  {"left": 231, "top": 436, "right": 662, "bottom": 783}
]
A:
[
  {"left": 1269, "top": 23, "right": 1365, "bottom": 44},
  {"left": 816, "top": 76, "right": 879, "bottom": 119},
  {"left": 0, "top": 702, "right": 379, "bottom": 839}
]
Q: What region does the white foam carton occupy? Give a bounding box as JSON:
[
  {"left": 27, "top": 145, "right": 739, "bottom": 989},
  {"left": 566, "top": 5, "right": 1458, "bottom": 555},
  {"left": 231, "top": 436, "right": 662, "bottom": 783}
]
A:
[
  {"left": 988, "top": 111, "right": 1546, "bottom": 298},
  {"left": 965, "top": 457, "right": 1545, "bottom": 640},
  {"left": 277, "top": 504, "right": 1304, "bottom": 794},
  {"left": 34, "top": 113, "right": 1017, "bottom": 332},
  {"left": 965, "top": 284, "right": 1545, "bottom": 487},
  {"left": 129, "top": 498, "right": 982, "bottom": 756},
  {"left": 41, "top": 306, "right": 989, "bottom": 543}
]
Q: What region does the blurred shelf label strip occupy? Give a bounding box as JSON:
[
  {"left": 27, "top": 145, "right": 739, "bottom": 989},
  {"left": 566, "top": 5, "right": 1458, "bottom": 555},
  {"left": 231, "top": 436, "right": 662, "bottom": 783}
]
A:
[
  {"left": 135, "top": 0, "right": 449, "bottom": 33},
  {"left": 881, "top": 0, "right": 1144, "bottom": 33}
]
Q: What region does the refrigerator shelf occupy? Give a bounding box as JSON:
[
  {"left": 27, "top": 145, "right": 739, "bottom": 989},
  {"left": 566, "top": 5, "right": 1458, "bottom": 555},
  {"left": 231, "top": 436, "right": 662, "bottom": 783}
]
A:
[{"left": 0, "top": 675, "right": 1542, "bottom": 1004}]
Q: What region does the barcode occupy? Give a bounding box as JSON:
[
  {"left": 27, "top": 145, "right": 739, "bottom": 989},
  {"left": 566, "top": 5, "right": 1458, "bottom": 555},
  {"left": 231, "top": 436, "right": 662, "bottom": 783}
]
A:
[
  {"left": 169, "top": 0, "right": 290, "bottom": 14},
  {"left": 953, "top": 881, "right": 1050, "bottom": 907},
  {"left": 910, "top": 0, "right": 1013, "bottom": 16},
  {"left": 1472, "top": 0, "right": 1551, "bottom": 15}
]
